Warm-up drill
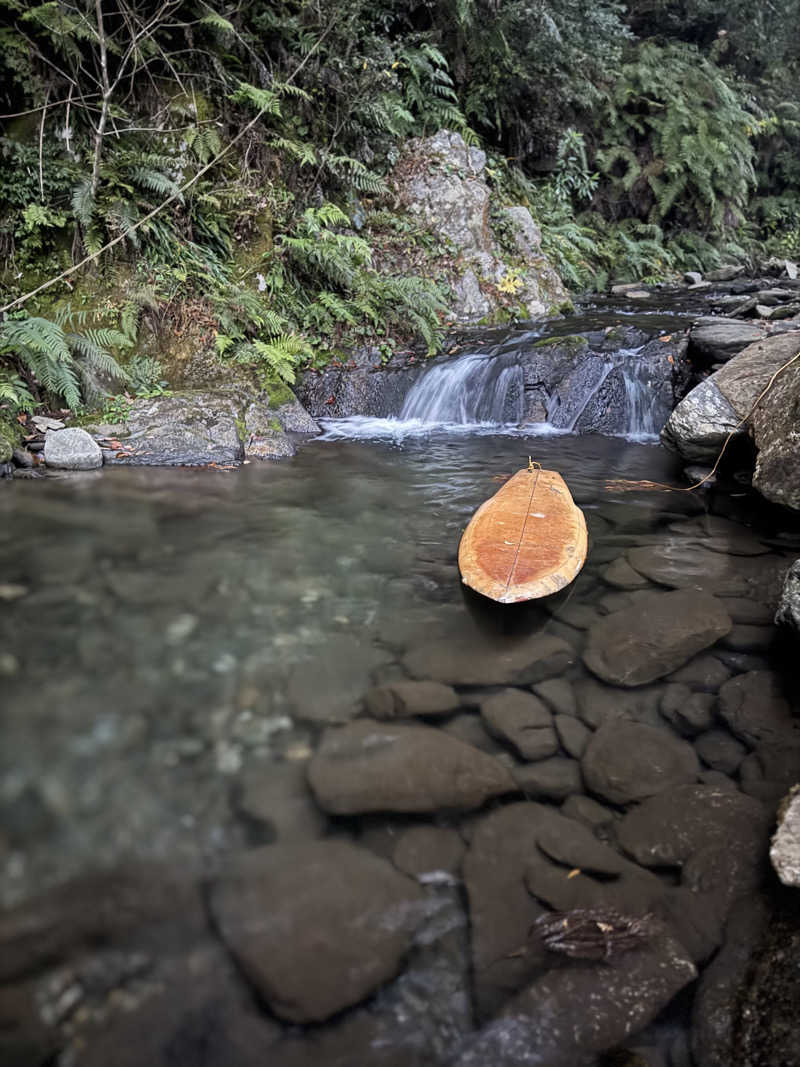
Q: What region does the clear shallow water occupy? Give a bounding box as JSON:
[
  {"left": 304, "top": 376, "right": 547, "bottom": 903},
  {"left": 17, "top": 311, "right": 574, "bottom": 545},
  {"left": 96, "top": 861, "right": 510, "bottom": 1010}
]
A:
[
  {"left": 1, "top": 426, "right": 798, "bottom": 1065},
  {"left": 1, "top": 432, "right": 680, "bottom": 896}
]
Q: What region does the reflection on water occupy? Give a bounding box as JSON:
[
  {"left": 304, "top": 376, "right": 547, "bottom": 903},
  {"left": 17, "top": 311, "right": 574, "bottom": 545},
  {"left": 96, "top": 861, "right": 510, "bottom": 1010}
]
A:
[{"left": 0, "top": 429, "right": 798, "bottom": 1065}]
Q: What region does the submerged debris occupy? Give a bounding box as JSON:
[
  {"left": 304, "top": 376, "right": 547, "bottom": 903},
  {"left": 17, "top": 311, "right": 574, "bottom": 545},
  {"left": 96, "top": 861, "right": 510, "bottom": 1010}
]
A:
[{"left": 535, "top": 908, "right": 658, "bottom": 961}]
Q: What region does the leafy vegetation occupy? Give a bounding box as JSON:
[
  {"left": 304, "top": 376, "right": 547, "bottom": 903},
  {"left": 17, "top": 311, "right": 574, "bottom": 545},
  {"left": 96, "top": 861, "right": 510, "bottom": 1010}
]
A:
[{"left": 0, "top": 0, "right": 799, "bottom": 415}]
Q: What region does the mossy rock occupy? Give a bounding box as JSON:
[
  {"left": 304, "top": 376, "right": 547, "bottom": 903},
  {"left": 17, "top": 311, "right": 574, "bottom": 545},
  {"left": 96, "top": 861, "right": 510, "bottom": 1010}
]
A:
[{"left": 531, "top": 334, "right": 589, "bottom": 351}]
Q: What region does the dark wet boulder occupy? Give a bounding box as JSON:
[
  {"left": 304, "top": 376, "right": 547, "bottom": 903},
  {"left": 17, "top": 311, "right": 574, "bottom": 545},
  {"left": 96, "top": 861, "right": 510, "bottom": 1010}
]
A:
[
  {"left": 209, "top": 841, "right": 425, "bottom": 1023},
  {"left": 462, "top": 803, "right": 560, "bottom": 1018},
  {"left": 450, "top": 921, "right": 696, "bottom": 1067},
  {"left": 583, "top": 589, "right": 732, "bottom": 687},
  {"left": 307, "top": 719, "right": 514, "bottom": 814},
  {"left": 581, "top": 721, "right": 699, "bottom": 805},
  {"left": 689, "top": 317, "right": 765, "bottom": 362}
]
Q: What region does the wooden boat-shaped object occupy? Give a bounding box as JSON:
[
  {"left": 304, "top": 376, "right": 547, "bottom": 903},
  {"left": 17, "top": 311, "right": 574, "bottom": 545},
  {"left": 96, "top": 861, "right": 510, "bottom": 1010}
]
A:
[{"left": 458, "top": 465, "right": 587, "bottom": 603}]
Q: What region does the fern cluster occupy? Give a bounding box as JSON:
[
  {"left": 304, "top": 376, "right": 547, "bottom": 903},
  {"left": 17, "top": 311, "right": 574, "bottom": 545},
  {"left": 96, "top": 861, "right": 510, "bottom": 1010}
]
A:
[
  {"left": 595, "top": 42, "right": 757, "bottom": 231},
  {"left": 0, "top": 314, "right": 129, "bottom": 411}
]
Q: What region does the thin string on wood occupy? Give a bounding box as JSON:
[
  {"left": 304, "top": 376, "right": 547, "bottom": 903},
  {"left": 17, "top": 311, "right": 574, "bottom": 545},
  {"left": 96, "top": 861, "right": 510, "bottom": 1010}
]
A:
[{"left": 604, "top": 349, "right": 800, "bottom": 494}]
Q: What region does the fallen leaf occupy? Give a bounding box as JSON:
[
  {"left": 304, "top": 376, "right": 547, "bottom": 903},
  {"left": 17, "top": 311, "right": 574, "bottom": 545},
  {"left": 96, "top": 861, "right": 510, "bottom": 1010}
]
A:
[
  {"left": 567, "top": 868, "right": 581, "bottom": 879},
  {"left": 659, "top": 334, "right": 673, "bottom": 343}
]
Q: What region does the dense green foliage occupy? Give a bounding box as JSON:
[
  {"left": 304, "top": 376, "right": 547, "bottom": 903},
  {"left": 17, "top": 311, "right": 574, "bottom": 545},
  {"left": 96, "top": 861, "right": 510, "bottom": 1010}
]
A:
[{"left": 0, "top": 0, "right": 799, "bottom": 413}]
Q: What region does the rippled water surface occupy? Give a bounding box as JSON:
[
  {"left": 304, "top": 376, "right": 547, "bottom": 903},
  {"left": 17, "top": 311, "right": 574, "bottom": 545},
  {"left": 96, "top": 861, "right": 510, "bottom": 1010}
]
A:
[{"left": 1, "top": 419, "right": 798, "bottom": 1065}]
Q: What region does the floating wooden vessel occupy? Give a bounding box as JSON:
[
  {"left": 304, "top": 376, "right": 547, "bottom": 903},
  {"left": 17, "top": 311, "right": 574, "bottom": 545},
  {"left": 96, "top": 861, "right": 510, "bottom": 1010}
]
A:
[{"left": 458, "top": 464, "right": 587, "bottom": 603}]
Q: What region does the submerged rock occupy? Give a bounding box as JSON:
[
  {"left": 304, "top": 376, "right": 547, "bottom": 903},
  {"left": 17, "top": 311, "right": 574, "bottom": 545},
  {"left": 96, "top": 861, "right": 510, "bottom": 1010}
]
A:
[
  {"left": 307, "top": 719, "right": 514, "bottom": 813},
  {"left": 581, "top": 721, "right": 699, "bottom": 805},
  {"left": 479, "top": 688, "right": 557, "bottom": 760},
  {"left": 404, "top": 633, "right": 574, "bottom": 686},
  {"left": 44, "top": 427, "right": 103, "bottom": 470},
  {"left": 209, "top": 841, "right": 425, "bottom": 1022},
  {"left": 717, "top": 670, "right": 796, "bottom": 747},
  {"left": 583, "top": 589, "right": 732, "bottom": 686}
]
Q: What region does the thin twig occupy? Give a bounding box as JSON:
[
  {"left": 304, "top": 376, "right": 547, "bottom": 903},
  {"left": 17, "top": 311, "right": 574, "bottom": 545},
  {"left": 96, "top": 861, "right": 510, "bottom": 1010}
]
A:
[
  {"left": 0, "top": 18, "right": 339, "bottom": 316},
  {"left": 605, "top": 349, "right": 800, "bottom": 494}
]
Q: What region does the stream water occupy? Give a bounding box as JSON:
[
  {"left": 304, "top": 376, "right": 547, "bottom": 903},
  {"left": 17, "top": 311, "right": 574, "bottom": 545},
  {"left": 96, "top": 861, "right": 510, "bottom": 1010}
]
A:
[{"left": 1, "top": 310, "right": 799, "bottom": 1066}]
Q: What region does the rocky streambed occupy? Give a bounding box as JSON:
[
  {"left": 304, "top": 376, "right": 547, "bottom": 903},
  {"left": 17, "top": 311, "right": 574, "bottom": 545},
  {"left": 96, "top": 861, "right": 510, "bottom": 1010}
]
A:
[{"left": 1, "top": 424, "right": 799, "bottom": 1067}]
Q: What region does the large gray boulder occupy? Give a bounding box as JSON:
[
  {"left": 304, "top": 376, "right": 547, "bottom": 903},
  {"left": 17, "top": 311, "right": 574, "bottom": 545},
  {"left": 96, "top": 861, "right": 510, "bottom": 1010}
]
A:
[
  {"left": 209, "top": 841, "right": 425, "bottom": 1022},
  {"left": 98, "top": 383, "right": 316, "bottom": 466},
  {"left": 771, "top": 786, "right": 800, "bottom": 887},
  {"left": 44, "top": 427, "right": 103, "bottom": 470},
  {"left": 776, "top": 559, "right": 800, "bottom": 634},
  {"left": 583, "top": 589, "right": 732, "bottom": 686},
  {"left": 307, "top": 719, "right": 514, "bottom": 813},
  {"left": 391, "top": 129, "right": 567, "bottom": 323},
  {"left": 751, "top": 353, "right": 800, "bottom": 510},
  {"left": 660, "top": 378, "right": 740, "bottom": 462},
  {"left": 662, "top": 331, "right": 800, "bottom": 479}
]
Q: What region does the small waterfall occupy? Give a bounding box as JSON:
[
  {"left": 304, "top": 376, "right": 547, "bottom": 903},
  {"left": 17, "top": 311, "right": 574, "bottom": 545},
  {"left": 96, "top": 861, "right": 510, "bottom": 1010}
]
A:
[
  {"left": 399, "top": 353, "right": 523, "bottom": 425},
  {"left": 544, "top": 347, "right": 661, "bottom": 439},
  {"left": 320, "top": 338, "right": 667, "bottom": 441}
]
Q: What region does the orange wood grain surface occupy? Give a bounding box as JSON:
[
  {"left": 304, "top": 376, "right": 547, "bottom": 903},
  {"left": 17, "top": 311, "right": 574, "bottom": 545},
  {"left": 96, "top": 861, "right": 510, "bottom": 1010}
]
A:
[{"left": 458, "top": 467, "right": 587, "bottom": 603}]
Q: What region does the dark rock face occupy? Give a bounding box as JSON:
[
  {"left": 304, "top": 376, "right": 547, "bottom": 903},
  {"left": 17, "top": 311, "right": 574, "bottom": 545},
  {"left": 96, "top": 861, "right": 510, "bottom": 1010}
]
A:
[
  {"left": 581, "top": 721, "right": 700, "bottom": 805},
  {"left": 583, "top": 589, "right": 732, "bottom": 686},
  {"left": 451, "top": 923, "right": 696, "bottom": 1067},
  {"left": 691, "top": 895, "right": 770, "bottom": 1067},
  {"left": 689, "top": 318, "right": 766, "bottom": 362},
  {"left": 307, "top": 719, "right": 514, "bottom": 813},
  {"left": 298, "top": 359, "right": 423, "bottom": 419},
  {"left": 209, "top": 841, "right": 425, "bottom": 1023}
]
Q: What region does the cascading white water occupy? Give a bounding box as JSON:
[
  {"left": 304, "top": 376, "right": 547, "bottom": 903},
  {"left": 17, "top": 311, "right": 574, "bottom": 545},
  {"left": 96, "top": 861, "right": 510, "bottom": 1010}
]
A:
[
  {"left": 399, "top": 353, "right": 523, "bottom": 425},
  {"left": 320, "top": 339, "right": 665, "bottom": 441}
]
